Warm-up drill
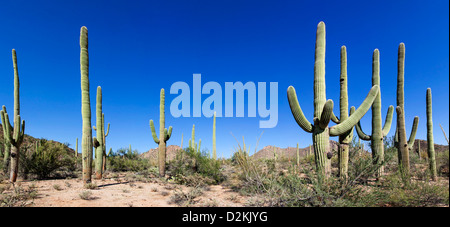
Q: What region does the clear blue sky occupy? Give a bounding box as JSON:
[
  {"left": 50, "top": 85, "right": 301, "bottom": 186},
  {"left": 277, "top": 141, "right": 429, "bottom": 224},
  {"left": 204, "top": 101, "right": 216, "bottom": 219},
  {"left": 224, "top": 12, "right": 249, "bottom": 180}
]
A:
[{"left": 0, "top": 0, "right": 448, "bottom": 157}]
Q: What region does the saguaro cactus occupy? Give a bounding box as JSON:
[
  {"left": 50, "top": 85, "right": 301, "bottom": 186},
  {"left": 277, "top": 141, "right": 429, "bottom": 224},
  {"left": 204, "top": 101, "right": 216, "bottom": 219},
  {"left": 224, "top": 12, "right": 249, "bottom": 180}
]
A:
[
  {"left": 213, "top": 112, "right": 217, "bottom": 160},
  {"left": 287, "top": 22, "right": 379, "bottom": 178},
  {"left": 395, "top": 43, "right": 419, "bottom": 177},
  {"left": 75, "top": 138, "right": 78, "bottom": 157},
  {"left": 80, "top": 26, "right": 93, "bottom": 184},
  {"left": 333, "top": 45, "right": 359, "bottom": 179},
  {"left": 1, "top": 106, "right": 12, "bottom": 170},
  {"left": 150, "top": 88, "right": 173, "bottom": 177},
  {"left": 93, "top": 86, "right": 110, "bottom": 179},
  {"left": 355, "top": 49, "right": 394, "bottom": 178},
  {"left": 439, "top": 124, "right": 449, "bottom": 145},
  {"left": 0, "top": 49, "right": 26, "bottom": 183},
  {"left": 426, "top": 88, "right": 437, "bottom": 181}
]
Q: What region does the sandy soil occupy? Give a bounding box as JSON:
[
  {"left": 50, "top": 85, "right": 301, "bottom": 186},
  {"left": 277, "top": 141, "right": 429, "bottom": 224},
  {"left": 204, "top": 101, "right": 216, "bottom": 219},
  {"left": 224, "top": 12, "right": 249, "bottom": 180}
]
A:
[{"left": 2, "top": 174, "right": 246, "bottom": 207}]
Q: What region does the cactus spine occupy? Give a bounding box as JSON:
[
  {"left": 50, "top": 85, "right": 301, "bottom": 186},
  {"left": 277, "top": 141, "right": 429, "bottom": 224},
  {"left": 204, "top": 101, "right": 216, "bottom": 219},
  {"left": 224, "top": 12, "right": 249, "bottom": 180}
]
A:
[
  {"left": 395, "top": 43, "right": 419, "bottom": 177},
  {"left": 150, "top": 88, "right": 173, "bottom": 177},
  {"left": 355, "top": 49, "right": 394, "bottom": 178},
  {"left": 287, "top": 22, "right": 379, "bottom": 178},
  {"left": 80, "top": 26, "right": 93, "bottom": 184},
  {"left": 0, "top": 49, "right": 26, "bottom": 182},
  {"left": 426, "top": 88, "right": 437, "bottom": 181}
]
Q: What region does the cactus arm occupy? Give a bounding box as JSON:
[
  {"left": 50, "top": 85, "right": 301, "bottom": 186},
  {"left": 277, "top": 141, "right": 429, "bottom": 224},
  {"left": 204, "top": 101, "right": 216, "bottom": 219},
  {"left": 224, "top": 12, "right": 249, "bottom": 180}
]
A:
[
  {"left": 164, "top": 126, "right": 172, "bottom": 142},
  {"left": 3, "top": 113, "right": 14, "bottom": 145},
  {"left": 381, "top": 105, "right": 394, "bottom": 137},
  {"left": 439, "top": 124, "right": 449, "bottom": 145},
  {"left": 287, "top": 86, "right": 314, "bottom": 133},
  {"left": 331, "top": 112, "right": 340, "bottom": 124},
  {"left": 149, "top": 120, "right": 160, "bottom": 144},
  {"left": 1, "top": 111, "right": 10, "bottom": 144},
  {"left": 318, "top": 99, "right": 334, "bottom": 129},
  {"left": 407, "top": 116, "right": 419, "bottom": 149},
  {"left": 330, "top": 85, "right": 379, "bottom": 136},
  {"left": 355, "top": 120, "right": 371, "bottom": 141},
  {"left": 105, "top": 122, "right": 110, "bottom": 137}
]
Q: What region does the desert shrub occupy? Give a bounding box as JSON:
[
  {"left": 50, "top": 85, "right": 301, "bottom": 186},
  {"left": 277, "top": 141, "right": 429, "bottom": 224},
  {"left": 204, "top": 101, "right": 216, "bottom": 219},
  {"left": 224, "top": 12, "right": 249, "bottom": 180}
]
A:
[
  {"left": 167, "top": 148, "right": 225, "bottom": 186},
  {"left": 20, "top": 139, "right": 76, "bottom": 179},
  {"left": 437, "top": 149, "right": 449, "bottom": 177},
  {"left": 107, "top": 148, "right": 151, "bottom": 172}
]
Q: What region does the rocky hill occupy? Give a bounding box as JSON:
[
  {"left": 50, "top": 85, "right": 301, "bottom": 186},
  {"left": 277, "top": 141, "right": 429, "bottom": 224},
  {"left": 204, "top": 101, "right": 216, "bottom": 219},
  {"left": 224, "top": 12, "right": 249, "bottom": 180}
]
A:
[
  {"left": 251, "top": 140, "right": 340, "bottom": 160},
  {"left": 0, "top": 124, "right": 75, "bottom": 155},
  {"left": 412, "top": 139, "right": 448, "bottom": 156},
  {"left": 140, "top": 145, "right": 183, "bottom": 162}
]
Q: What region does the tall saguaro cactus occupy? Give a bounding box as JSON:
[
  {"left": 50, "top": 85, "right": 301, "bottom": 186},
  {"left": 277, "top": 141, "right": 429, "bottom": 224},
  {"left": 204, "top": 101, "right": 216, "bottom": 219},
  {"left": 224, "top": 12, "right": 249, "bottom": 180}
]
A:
[
  {"left": 150, "top": 89, "right": 173, "bottom": 177},
  {"left": 333, "top": 45, "right": 358, "bottom": 179},
  {"left": 287, "top": 22, "right": 379, "bottom": 178},
  {"left": 0, "top": 49, "right": 26, "bottom": 182},
  {"left": 395, "top": 43, "right": 419, "bottom": 177},
  {"left": 355, "top": 49, "right": 394, "bottom": 178},
  {"left": 426, "top": 88, "right": 437, "bottom": 181},
  {"left": 80, "top": 26, "right": 93, "bottom": 184},
  {"left": 93, "top": 86, "right": 110, "bottom": 179}
]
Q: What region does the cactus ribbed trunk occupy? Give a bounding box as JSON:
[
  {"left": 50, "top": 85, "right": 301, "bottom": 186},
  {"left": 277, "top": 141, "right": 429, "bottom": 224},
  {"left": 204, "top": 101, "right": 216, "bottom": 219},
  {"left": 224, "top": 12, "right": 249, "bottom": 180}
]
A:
[
  {"left": 395, "top": 43, "right": 419, "bottom": 178},
  {"left": 396, "top": 106, "right": 409, "bottom": 176},
  {"left": 80, "top": 26, "right": 93, "bottom": 184},
  {"left": 337, "top": 46, "right": 354, "bottom": 179},
  {"left": 370, "top": 50, "right": 384, "bottom": 177},
  {"left": 426, "top": 88, "right": 437, "bottom": 181},
  {"left": 94, "top": 86, "right": 104, "bottom": 179},
  {"left": 312, "top": 22, "right": 331, "bottom": 177}
]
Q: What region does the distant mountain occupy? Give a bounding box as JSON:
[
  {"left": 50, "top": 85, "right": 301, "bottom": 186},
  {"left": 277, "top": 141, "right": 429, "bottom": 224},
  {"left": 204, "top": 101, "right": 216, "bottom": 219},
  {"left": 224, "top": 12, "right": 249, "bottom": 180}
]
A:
[
  {"left": 251, "top": 140, "right": 340, "bottom": 160},
  {"left": 412, "top": 139, "right": 448, "bottom": 155}
]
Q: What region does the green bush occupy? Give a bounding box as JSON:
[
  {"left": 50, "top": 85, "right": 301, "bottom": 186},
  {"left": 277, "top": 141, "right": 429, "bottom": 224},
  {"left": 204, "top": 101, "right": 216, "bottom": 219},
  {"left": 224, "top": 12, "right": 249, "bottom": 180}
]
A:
[
  {"left": 106, "top": 148, "right": 151, "bottom": 172},
  {"left": 167, "top": 148, "right": 225, "bottom": 186},
  {"left": 20, "top": 139, "right": 76, "bottom": 179}
]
